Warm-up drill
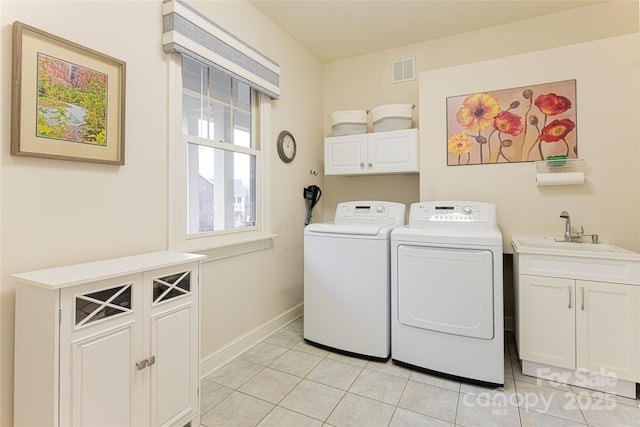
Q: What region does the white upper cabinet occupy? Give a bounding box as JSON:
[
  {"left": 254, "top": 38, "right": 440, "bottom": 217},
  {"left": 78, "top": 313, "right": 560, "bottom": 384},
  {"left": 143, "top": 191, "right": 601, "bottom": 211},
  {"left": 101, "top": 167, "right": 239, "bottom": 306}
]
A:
[{"left": 325, "top": 128, "right": 418, "bottom": 175}]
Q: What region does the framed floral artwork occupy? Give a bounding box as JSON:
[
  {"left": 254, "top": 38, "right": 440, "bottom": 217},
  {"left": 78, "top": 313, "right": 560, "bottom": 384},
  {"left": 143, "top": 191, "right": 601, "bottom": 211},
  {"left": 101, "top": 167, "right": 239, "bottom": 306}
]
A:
[
  {"left": 11, "top": 21, "right": 126, "bottom": 165},
  {"left": 446, "top": 80, "right": 576, "bottom": 166}
]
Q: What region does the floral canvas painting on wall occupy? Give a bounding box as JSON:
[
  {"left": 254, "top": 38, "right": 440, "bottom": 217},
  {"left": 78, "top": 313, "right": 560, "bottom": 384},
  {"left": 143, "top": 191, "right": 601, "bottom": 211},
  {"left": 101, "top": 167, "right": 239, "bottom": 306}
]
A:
[{"left": 446, "top": 80, "right": 577, "bottom": 166}]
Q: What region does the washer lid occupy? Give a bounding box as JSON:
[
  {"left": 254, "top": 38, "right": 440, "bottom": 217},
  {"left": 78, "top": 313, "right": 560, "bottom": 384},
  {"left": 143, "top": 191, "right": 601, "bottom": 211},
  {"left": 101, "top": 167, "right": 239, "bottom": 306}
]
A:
[{"left": 306, "top": 223, "right": 387, "bottom": 236}]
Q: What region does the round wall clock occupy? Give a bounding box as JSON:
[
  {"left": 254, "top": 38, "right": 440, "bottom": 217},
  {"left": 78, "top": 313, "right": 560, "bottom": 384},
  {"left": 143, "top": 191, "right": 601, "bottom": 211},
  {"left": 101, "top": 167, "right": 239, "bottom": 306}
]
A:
[{"left": 277, "top": 130, "right": 297, "bottom": 163}]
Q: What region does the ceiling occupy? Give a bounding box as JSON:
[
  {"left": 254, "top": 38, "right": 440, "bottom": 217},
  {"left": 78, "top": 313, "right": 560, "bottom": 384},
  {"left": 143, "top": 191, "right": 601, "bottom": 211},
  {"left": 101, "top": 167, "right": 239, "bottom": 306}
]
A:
[{"left": 249, "top": 0, "right": 604, "bottom": 63}]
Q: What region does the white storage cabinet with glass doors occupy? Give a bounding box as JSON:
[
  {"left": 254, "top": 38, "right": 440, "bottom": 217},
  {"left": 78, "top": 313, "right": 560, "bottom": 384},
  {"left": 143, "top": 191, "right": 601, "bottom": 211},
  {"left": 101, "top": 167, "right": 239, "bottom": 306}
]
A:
[{"left": 13, "top": 251, "right": 205, "bottom": 426}]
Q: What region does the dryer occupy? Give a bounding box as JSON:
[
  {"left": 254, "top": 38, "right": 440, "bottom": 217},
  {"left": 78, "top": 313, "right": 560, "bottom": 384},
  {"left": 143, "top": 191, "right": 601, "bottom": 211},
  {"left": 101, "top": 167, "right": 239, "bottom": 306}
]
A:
[
  {"left": 391, "top": 201, "right": 504, "bottom": 386},
  {"left": 304, "top": 201, "right": 405, "bottom": 359}
]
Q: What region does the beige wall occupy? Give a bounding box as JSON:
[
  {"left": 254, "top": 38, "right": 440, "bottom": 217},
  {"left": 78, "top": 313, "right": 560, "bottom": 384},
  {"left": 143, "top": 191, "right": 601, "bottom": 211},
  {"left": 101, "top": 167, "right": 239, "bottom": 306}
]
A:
[
  {"left": 1, "top": 2, "right": 168, "bottom": 424},
  {"left": 0, "top": 1, "right": 322, "bottom": 424},
  {"left": 420, "top": 33, "right": 639, "bottom": 253},
  {"left": 322, "top": 1, "right": 639, "bottom": 222},
  {"left": 1, "top": 1, "right": 638, "bottom": 424},
  {"left": 187, "top": 0, "right": 324, "bottom": 361}
]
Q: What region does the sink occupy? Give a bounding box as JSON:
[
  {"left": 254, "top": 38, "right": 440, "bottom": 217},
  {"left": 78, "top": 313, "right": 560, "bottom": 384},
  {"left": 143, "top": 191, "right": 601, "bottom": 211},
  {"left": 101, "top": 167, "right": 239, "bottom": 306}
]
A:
[{"left": 511, "top": 235, "right": 640, "bottom": 261}]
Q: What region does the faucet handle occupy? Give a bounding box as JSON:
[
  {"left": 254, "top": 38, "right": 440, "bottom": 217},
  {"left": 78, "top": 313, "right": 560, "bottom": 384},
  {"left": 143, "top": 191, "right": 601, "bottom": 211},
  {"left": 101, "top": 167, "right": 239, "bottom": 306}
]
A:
[
  {"left": 584, "top": 233, "right": 599, "bottom": 244},
  {"left": 560, "top": 210, "right": 570, "bottom": 218}
]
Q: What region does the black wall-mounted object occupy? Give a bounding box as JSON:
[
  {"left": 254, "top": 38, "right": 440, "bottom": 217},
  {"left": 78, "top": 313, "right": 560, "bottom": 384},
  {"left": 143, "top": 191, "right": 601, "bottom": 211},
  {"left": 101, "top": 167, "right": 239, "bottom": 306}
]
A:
[{"left": 303, "top": 185, "right": 321, "bottom": 225}]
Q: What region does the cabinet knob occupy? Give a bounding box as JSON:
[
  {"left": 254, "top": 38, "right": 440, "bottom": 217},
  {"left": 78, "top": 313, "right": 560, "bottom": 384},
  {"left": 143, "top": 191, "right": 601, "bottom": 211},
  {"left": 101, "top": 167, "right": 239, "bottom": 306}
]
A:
[
  {"left": 136, "top": 355, "right": 156, "bottom": 370},
  {"left": 368, "top": 163, "right": 373, "bottom": 168},
  {"left": 360, "top": 162, "right": 365, "bottom": 168}
]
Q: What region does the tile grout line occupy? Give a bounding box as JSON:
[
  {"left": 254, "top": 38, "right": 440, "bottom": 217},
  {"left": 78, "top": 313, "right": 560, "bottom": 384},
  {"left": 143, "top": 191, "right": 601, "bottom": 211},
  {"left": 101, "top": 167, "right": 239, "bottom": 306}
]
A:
[
  {"left": 202, "top": 323, "right": 640, "bottom": 427},
  {"left": 265, "top": 333, "right": 341, "bottom": 425},
  {"left": 391, "top": 373, "right": 417, "bottom": 426}
]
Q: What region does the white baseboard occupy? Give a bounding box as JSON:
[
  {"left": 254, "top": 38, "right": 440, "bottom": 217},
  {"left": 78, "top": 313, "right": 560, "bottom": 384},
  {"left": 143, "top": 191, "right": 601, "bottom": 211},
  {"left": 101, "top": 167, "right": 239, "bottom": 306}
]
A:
[
  {"left": 504, "top": 315, "right": 514, "bottom": 332},
  {"left": 200, "top": 303, "right": 303, "bottom": 379}
]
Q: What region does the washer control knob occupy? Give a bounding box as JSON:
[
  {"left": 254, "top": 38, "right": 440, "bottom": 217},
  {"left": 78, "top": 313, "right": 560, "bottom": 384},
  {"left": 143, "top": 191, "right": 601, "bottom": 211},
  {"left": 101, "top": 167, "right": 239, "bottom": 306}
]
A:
[
  {"left": 462, "top": 206, "right": 473, "bottom": 215},
  {"left": 376, "top": 205, "right": 385, "bottom": 213}
]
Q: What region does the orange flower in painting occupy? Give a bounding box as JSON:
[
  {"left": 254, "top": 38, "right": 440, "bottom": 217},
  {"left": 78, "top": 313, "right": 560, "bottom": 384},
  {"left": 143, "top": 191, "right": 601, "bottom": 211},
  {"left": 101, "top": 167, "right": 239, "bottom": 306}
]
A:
[
  {"left": 456, "top": 93, "right": 501, "bottom": 132},
  {"left": 540, "top": 119, "right": 576, "bottom": 142},
  {"left": 493, "top": 111, "right": 523, "bottom": 136},
  {"left": 448, "top": 131, "right": 474, "bottom": 155},
  {"left": 535, "top": 93, "right": 572, "bottom": 116}
]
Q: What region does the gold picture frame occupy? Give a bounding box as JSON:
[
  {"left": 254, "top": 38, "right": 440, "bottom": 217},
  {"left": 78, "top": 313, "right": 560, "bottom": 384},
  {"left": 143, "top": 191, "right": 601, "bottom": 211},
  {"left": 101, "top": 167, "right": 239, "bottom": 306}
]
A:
[{"left": 11, "top": 21, "right": 126, "bottom": 165}]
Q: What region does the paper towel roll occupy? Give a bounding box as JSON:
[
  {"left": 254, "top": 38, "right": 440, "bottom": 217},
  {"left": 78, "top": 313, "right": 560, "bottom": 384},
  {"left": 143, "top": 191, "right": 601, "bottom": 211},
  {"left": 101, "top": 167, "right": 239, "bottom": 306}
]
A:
[{"left": 536, "top": 172, "right": 584, "bottom": 186}]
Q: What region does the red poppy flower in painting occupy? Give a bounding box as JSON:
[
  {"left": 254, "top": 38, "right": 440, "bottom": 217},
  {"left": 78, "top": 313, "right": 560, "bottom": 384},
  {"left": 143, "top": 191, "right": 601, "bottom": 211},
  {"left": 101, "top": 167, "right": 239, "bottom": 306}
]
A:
[
  {"left": 539, "top": 118, "right": 576, "bottom": 142},
  {"left": 447, "top": 131, "right": 474, "bottom": 155},
  {"left": 456, "top": 93, "right": 501, "bottom": 132},
  {"left": 534, "top": 93, "right": 572, "bottom": 116},
  {"left": 493, "top": 111, "right": 523, "bottom": 136}
]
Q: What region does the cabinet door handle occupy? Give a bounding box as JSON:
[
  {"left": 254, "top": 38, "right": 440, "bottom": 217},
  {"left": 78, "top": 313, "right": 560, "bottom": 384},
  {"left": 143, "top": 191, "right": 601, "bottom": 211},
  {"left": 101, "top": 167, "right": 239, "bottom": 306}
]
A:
[
  {"left": 368, "top": 162, "right": 373, "bottom": 168},
  {"left": 136, "top": 356, "right": 156, "bottom": 371},
  {"left": 360, "top": 162, "right": 365, "bottom": 168},
  {"left": 568, "top": 286, "right": 572, "bottom": 309},
  {"left": 580, "top": 287, "right": 585, "bottom": 310}
]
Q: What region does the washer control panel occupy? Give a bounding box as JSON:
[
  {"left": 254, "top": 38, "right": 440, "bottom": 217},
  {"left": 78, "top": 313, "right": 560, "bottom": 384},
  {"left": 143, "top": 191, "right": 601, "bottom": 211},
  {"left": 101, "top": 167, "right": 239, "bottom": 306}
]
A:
[
  {"left": 409, "top": 201, "right": 496, "bottom": 226},
  {"left": 335, "top": 201, "right": 405, "bottom": 225}
]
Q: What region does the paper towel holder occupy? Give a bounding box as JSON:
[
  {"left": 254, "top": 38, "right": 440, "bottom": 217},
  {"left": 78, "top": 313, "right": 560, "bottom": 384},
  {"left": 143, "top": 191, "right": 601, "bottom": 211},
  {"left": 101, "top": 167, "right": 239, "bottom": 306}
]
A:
[{"left": 535, "top": 158, "right": 585, "bottom": 186}]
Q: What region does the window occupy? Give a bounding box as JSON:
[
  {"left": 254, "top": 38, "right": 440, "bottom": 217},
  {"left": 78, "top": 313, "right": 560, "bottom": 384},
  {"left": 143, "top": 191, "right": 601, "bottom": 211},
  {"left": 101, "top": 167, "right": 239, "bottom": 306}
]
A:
[
  {"left": 169, "top": 55, "right": 272, "bottom": 252},
  {"left": 182, "top": 56, "right": 258, "bottom": 234}
]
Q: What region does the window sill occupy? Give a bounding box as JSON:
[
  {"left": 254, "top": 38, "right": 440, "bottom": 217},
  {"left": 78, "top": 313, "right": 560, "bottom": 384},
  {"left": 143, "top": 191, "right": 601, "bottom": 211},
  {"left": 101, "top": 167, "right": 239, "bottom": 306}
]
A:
[{"left": 185, "top": 233, "right": 278, "bottom": 262}]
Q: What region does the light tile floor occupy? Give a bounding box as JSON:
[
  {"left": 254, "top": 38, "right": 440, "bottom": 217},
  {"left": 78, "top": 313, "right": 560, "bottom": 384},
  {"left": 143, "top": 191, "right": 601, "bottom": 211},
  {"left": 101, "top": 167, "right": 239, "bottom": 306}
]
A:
[{"left": 200, "top": 317, "right": 640, "bottom": 426}]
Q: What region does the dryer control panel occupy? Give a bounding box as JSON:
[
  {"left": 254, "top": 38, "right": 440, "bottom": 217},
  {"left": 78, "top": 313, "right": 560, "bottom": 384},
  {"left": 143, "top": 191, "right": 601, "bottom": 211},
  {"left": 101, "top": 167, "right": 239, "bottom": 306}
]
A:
[
  {"left": 335, "top": 201, "right": 406, "bottom": 225},
  {"left": 409, "top": 201, "right": 497, "bottom": 227}
]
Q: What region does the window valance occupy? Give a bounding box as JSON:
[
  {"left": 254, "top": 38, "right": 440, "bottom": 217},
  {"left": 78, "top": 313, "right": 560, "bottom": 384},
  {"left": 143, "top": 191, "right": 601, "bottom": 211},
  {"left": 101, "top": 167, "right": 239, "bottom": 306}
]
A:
[{"left": 162, "top": 0, "right": 280, "bottom": 99}]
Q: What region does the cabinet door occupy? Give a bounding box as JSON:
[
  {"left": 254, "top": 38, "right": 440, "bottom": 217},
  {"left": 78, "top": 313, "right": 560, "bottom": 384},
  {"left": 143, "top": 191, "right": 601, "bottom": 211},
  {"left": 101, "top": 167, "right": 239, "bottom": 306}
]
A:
[
  {"left": 576, "top": 280, "right": 639, "bottom": 381},
  {"left": 324, "top": 134, "right": 367, "bottom": 175},
  {"left": 367, "top": 128, "right": 418, "bottom": 174},
  {"left": 519, "top": 274, "right": 575, "bottom": 369},
  {"left": 145, "top": 263, "right": 200, "bottom": 426},
  {"left": 59, "top": 274, "right": 144, "bottom": 427}
]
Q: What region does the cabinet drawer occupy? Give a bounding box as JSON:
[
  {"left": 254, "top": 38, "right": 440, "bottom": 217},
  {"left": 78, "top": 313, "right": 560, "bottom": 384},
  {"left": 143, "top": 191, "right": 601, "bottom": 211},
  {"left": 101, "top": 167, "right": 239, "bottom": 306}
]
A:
[{"left": 519, "top": 253, "right": 640, "bottom": 285}]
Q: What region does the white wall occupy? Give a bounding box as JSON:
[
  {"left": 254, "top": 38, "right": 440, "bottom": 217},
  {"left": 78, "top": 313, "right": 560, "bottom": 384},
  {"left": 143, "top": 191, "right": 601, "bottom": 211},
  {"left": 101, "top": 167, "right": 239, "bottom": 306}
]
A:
[
  {"left": 420, "top": 34, "right": 640, "bottom": 253},
  {"left": 0, "top": 1, "right": 322, "bottom": 425},
  {"left": 186, "top": 0, "right": 323, "bottom": 365},
  {"left": 322, "top": 1, "right": 639, "bottom": 222},
  {"left": 321, "top": 0, "right": 638, "bottom": 333},
  {"left": 1, "top": 1, "right": 637, "bottom": 424},
  {"left": 1, "top": 2, "right": 168, "bottom": 424}
]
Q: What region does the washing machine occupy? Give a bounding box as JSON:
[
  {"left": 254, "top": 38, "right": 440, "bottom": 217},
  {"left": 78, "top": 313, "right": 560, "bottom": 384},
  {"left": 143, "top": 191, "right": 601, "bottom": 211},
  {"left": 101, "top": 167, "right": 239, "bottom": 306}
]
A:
[
  {"left": 304, "top": 201, "right": 406, "bottom": 359},
  {"left": 391, "top": 201, "right": 504, "bottom": 386}
]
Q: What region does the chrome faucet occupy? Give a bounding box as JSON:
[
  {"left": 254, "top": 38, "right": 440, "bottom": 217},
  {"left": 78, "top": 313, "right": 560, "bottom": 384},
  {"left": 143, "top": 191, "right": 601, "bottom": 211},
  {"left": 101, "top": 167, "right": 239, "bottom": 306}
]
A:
[
  {"left": 559, "top": 211, "right": 572, "bottom": 241},
  {"left": 559, "top": 211, "right": 583, "bottom": 242}
]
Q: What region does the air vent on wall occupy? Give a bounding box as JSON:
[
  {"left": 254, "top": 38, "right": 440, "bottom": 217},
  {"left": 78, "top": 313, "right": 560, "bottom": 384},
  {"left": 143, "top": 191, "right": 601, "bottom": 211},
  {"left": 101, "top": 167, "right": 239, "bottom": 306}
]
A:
[{"left": 391, "top": 57, "right": 415, "bottom": 84}]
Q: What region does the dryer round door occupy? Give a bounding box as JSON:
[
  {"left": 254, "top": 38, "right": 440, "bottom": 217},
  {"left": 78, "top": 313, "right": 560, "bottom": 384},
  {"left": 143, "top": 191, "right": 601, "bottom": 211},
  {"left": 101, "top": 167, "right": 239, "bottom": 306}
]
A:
[{"left": 396, "top": 245, "right": 495, "bottom": 339}]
